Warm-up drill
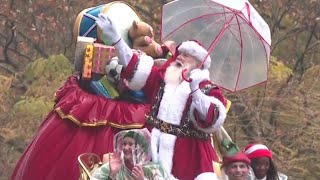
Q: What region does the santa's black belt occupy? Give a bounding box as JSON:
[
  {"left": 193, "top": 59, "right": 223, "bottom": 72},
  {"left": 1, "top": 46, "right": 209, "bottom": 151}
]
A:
[{"left": 146, "top": 115, "right": 210, "bottom": 140}]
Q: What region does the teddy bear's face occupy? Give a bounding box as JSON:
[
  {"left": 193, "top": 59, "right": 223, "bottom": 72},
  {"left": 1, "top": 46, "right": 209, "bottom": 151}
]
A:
[
  {"left": 128, "top": 20, "right": 168, "bottom": 59},
  {"left": 128, "top": 20, "right": 154, "bottom": 40}
]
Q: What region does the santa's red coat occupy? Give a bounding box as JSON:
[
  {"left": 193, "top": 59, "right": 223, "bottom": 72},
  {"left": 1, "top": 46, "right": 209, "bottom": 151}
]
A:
[{"left": 122, "top": 53, "right": 227, "bottom": 180}]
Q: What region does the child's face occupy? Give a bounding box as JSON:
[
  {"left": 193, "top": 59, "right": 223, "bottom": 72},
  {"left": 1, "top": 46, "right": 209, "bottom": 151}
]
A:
[
  {"left": 225, "top": 162, "right": 250, "bottom": 180},
  {"left": 122, "top": 137, "right": 135, "bottom": 162},
  {"left": 252, "top": 157, "right": 270, "bottom": 179}
]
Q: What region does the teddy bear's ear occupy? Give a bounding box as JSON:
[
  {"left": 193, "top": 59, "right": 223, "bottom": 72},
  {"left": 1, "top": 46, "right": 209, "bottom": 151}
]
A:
[
  {"left": 149, "top": 26, "right": 154, "bottom": 37},
  {"left": 132, "top": 20, "right": 138, "bottom": 29}
]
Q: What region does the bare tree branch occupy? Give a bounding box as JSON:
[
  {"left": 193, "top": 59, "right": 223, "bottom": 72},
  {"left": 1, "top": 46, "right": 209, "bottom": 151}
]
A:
[
  {"left": 271, "top": 27, "right": 303, "bottom": 53},
  {"left": 16, "top": 31, "right": 48, "bottom": 58},
  {"left": 3, "top": 21, "right": 18, "bottom": 69},
  {"left": 0, "top": 62, "right": 15, "bottom": 74},
  {"left": 293, "top": 22, "right": 318, "bottom": 77},
  {"left": 270, "top": 3, "right": 293, "bottom": 35}
]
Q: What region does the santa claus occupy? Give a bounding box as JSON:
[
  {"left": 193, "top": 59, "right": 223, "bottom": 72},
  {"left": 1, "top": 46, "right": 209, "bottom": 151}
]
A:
[{"left": 96, "top": 14, "right": 227, "bottom": 180}]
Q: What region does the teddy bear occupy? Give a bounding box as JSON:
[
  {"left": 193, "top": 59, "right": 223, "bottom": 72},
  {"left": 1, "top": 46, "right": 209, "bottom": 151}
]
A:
[{"left": 128, "top": 20, "right": 168, "bottom": 59}]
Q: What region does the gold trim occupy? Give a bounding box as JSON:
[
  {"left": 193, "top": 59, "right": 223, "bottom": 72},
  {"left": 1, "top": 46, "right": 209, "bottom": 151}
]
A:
[
  {"left": 78, "top": 157, "right": 92, "bottom": 179},
  {"left": 73, "top": 7, "right": 94, "bottom": 43},
  {"left": 55, "top": 107, "right": 144, "bottom": 129},
  {"left": 97, "top": 1, "right": 141, "bottom": 41},
  {"left": 212, "top": 161, "right": 222, "bottom": 179},
  {"left": 225, "top": 99, "right": 231, "bottom": 113},
  {"left": 100, "top": 1, "right": 141, "bottom": 17},
  {"left": 78, "top": 153, "right": 102, "bottom": 179}
]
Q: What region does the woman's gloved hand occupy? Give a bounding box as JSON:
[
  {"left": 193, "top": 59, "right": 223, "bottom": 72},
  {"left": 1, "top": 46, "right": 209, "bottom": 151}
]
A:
[{"left": 96, "top": 13, "right": 121, "bottom": 45}]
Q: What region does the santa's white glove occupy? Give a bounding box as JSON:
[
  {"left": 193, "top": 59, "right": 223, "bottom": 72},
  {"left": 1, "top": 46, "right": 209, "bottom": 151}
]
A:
[
  {"left": 96, "top": 13, "right": 121, "bottom": 45},
  {"left": 189, "top": 69, "right": 209, "bottom": 93},
  {"left": 96, "top": 13, "right": 133, "bottom": 67},
  {"left": 189, "top": 69, "right": 210, "bottom": 120}
]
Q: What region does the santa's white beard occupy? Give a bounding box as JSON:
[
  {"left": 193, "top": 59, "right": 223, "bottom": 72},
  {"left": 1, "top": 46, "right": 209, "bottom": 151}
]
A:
[{"left": 164, "top": 61, "right": 184, "bottom": 85}]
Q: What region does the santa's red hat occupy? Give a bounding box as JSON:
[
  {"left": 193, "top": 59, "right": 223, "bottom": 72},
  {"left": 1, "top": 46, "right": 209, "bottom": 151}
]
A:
[
  {"left": 244, "top": 144, "right": 272, "bottom": 159},
  {"left": 222, "top": 151, "right": 251, "bottom": 167},
  {"left": 177, "top": 40, "right": 211, "bottom": 69}
]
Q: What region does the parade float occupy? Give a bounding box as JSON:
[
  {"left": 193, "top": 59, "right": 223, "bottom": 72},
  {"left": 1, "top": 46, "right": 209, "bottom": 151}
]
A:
[{"left": 12, "top": 0, "right": 270, "bottom": 179}]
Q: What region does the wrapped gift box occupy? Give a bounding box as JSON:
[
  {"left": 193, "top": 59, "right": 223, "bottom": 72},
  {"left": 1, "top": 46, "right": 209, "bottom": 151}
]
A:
[
  {"left": 99, "top": 75, "right": 119, "bottom": 99},
  {"left": 90, "top": 80, "right": 111, "bottom": 99},
  {"left": 74, "top": 36, "right": 95, "bottom": 72},
  {"left": 92, "top": 43, "right": 117, "bottom": 74},
  {"left": 82, "top": 44, "right": 94, "bottom": 79}
]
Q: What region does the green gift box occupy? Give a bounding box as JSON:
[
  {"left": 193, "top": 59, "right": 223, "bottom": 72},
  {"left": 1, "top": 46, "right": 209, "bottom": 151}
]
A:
[{"left": 99, "top": 75, "right": 119, "bottom": 99}]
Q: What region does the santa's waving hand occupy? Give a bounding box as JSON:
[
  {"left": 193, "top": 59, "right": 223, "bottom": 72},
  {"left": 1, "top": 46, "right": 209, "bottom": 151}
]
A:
[{"left": 96, "top": 13, "right": 133, "bottom": 68}]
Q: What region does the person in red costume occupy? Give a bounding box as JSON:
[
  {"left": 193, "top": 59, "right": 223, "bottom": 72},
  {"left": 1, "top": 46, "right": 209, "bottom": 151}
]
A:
[
  {"left": 96, "top": 13, "right": 228, "bottom": 180},
  {"left": 244, "top": 143, "right": 288, "bottom": 180},
  {"left": 11, "top": 24, "right": 151, "bottom": 180},
  {"left": 222, "top": 151, "right": 251, "bottom": 180},
  {"left": 11, "top": 78, "right": 149, "bottom": 180}
]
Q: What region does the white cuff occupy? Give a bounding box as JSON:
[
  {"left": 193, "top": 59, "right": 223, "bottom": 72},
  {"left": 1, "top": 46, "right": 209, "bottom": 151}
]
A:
[
  {"left": 191, "top": 91, "right": 227, "bottom": 133},
  {"left": 127, "top": 54, "right": 154, "bottom": 91},
  {"left": 114, "top": 38, "right": 133, "bottom": 67},
  {"left": 191, "top": 89, "right": 208, "bottom": 118}
]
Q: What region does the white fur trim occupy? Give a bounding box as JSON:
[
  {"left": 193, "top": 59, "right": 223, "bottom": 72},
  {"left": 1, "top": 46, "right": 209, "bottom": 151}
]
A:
[
  {"left": 158, "top": 133, "right": 177, "bottom": 178},
  {"left": 151, "top": 128, "right": 161, "bottom": 163},
  {"left": 178, "top": 41, "right": 211, "bottom": 69},
  {"left": 151, "top": 128, "right": 178, "bottom": 177},
  {"left": 127, "top": 54, "right": 154, "bottom": 90},
  {"left": 207, "top": 96, "right": 227, "bottom": 131},
  {"left": 152, "top": 81, "right": 190, "bottom": 176},
  {"left": 157, "top": 81, "right": 190, "bottom": 125},
  {"left": 244, "top": 144, "right": 269, "bottom": 155},
  {"left": 191, "top": 91, "right": 227, "bottom": 133},
  {"left": 195, "top": 172, "right": 219, "bottom": 180}
]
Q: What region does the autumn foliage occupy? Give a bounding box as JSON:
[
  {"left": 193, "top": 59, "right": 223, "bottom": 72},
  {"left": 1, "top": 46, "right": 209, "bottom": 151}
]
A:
[{"left": 0, "top": 0, "right": 319, "bottom": 179}]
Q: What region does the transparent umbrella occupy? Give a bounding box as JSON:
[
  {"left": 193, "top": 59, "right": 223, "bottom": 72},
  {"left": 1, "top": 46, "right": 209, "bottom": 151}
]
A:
[{"left": 161, "top": 0, "right": 271, "bottom": 92}]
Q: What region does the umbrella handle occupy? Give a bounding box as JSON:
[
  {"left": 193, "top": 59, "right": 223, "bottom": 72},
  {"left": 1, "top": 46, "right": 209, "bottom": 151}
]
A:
[{"left": 182, "top": 69, "right": 192, "bottom": 82}]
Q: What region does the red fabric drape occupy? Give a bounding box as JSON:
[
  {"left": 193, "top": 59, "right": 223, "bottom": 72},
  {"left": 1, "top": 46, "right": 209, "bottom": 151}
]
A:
[{"left": 12, "top": 76, "right": 150, "bottom": 180}]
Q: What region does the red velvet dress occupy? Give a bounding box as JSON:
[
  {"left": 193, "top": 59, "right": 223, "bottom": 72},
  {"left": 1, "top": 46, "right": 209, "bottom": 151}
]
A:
[{"left": 11, "top": 76, "right": 150, "bottom": 180}]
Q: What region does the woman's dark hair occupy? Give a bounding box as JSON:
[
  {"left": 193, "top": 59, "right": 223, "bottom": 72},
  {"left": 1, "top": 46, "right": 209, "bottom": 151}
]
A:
[
  {"left": 252, "top": 158, "right": 280, "bottom": 180},
  {"left": 123, "top": 131, "right": 149, "bottom": 152},
  {"left": 266, "top": 160, "right": 280, "bottom": 180}
]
